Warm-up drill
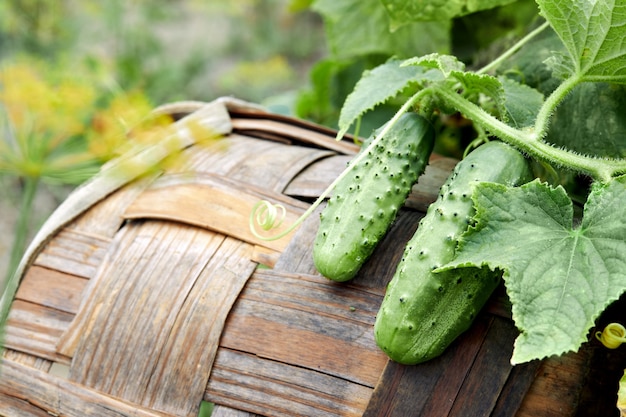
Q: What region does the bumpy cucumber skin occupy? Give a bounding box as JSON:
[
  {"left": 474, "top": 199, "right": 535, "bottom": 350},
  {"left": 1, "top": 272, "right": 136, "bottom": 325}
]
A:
[
  {"left": 374, "top": 141, "right": 533, "bottom": 364},
  {"left": 313, "top": 113, "right": 435, "bottom": 282}
]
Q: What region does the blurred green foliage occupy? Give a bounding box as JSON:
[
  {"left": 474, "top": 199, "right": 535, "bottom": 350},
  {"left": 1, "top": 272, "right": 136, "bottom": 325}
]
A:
[
  {"left": 292, "top": 0, "right": 540, "bottom": 140},
  {"left": 0, "top": 0, "right": 327, "bottom": 288},
  {"left": 0, "top": 0, "right": 327, "bottom": 104}
]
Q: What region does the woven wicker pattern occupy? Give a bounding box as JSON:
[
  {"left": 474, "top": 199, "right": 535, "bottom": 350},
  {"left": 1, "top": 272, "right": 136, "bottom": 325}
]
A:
[{"left": 0, "top": 98, "right": 614, "bottom": 417}]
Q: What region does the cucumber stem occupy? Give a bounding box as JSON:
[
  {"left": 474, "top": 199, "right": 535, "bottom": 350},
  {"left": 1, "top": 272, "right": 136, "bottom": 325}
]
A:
[
  {"left": 533, "top": 74, "right": 581, "bottom": 139},
  {"left": 432, "top": 85, "right": 625, "bottom": 182}
]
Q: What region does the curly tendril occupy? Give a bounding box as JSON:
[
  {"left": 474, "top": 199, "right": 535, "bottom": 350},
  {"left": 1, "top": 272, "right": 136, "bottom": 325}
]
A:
[
  {"left": 249, "top": 200, "right": 287, "bottom": 238},
  {"left": 596, "top": 323, "right": 626, "bottom": 349}
]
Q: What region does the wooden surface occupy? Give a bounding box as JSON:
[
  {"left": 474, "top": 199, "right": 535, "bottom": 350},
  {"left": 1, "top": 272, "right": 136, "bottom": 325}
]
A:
[{"left": 1, "top": 98, "right": 623, "bottom": 417}]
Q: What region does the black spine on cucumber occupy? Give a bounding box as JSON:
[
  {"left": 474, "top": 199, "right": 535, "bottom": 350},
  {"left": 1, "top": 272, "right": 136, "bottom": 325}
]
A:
[
  {"left": 313, "top": 113, "right": 435, "bottom": 282},
  {"left": 374, "top": 141, "right": 533, "bottom": 364}
]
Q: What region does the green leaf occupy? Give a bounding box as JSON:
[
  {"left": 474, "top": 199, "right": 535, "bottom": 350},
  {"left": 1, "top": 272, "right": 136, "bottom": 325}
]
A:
[
  {"left": 312, "top": 0, "right": 450, "bottom": 59},
  {"left": 442, "top": 177, "right": 626, "bottom": 364},
  {"left": 295, "top": 58, "right": 369, "bottom": 126},
  {"left": 537, "top": 0, "right": 626, "bottom": 83},
  {"left": 499, "top": 76, "right": 544, "bottom": 128},
  {"left": 546, "top": 82, "right": 626, "bottom": 158},
  {"left": 498, "top": 27, "right": 565, "bottom": 95},
  {"left": 544, "top": 51, "right": 577, "bottom": 80},
  {"left": 451, "top": 71, "right": 504, "bottom": 109},
  {"left": 380, "top": 0, "right": 518, "bottom": 26},
  {"left": 402, "top": 53, "right": 465, "bottom": 77},
  {"left": 402, "top": 53, "right": 506, "bottom": 117},
  {"left": 337, "top": 60, "right": 442, "bottom": 137}
]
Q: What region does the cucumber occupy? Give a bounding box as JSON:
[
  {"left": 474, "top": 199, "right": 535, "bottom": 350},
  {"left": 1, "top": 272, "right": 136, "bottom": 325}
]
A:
[
  {"left": 313, "top": 113, "right": 435, "bottom": 282},
  {"left": 374, "top": 141, "right": 533, "bottom": 364}
]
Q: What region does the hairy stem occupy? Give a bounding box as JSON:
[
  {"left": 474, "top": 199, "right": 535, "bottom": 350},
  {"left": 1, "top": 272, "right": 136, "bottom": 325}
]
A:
[
  {"left": 433, "top": 85, "right": 626, "bottom": 182},
  {"left": 5, "top": 177, "right": 39, "bottom": 283},
  {"left": 533, "top": 74, "right": 581, "bottom": 139}
]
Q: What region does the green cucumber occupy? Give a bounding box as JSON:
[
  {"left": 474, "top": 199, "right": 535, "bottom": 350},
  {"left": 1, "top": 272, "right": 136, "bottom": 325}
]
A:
[
  {"left": 313, "top": 113, "right": 435, "bottom": 282},
  {"left": 374, "top": 141, "right": 533, "bottom": 364}
]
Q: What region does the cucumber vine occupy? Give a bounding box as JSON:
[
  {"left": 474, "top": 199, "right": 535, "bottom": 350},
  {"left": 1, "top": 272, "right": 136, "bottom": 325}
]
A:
[
  {"left": 250, "top": 0, "right": 626, "bottom": 370},
  {"left": 431, "top": 80, "right": 626, "bottom": 182}
]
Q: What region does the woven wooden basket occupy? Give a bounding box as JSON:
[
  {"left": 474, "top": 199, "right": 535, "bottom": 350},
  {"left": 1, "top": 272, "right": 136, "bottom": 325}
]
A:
[{"left": 1, "top": 98, "right": 624, "bottom": 417}]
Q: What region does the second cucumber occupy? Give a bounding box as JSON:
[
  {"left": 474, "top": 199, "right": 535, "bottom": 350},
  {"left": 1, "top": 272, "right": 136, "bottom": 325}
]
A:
[{"left": 374, "top": 141, "right": 533, "bottom": 364}]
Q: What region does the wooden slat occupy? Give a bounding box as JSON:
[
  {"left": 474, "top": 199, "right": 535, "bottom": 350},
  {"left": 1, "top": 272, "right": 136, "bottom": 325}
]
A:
[
  {"left": 221, "top": 303, "right": 386, "bottom": 386},
  {"left": 271, "top": 205, "right": 325, "bottom": 276},
  {"left": 227, "top": 138, "right": 332, "bottom": 194},
  {"left": 181, "top": 134, "right": 335, "bottom": 193},
  {"left": 63, "top": 221, "right": 256, "bottom": 416},
  {"left": 211, "top": 405, "right": 261, "bottom": 417},
  {"left": 3, "top": 300, "right": 74, "bottom": 363},
  {"left": 447, "top": 317, "right": 519, "bottom": 416},
  {"left": 0, "top": 359, "right": 170, "bottom": 417},
  {"left": 240, "top": 269, "right": 381, "bottom": 326},
  {"left": 418, "top": 315, "right": 497, "bottom": 417},
  {"left": 516, "top": 351, "right": 590, "bottom": 417},
  {"left": 142, "top": 237, "right": 257, "bottom": 415},
  {"left": 492, "top": 360, "right": 542, "bottom": 417},
  {"left": 228, "top": 107, "right": 360, "bottom": 151},
  {"left": 219, "top": 274, "right": 388, "bottom": 387},
  {"left": 15, "top": 266, "right": 88, "bottom": 314},
  {"left": 283, "top": 154, "right": 353, "bottom": 198},
  {"left": 364, "top": 315, "right": 545, "bottom": 417},
  {"left": 181, "top": 135, "right": 288, "bottom": 176},
  {"left": 231, "top": 118, "right": 360, "bottom": 154},
  {"left": 123, "top": 173, "right": 309, "bottom": 253},
  {"left": 64, "top": 174, "right": 159, "bottom": 238},
  {"left": 207, "top": 349, "right": 372, "bottom": 417},
  {"left": 57, "top": 220, "right": 224, "bottom": 357},
  {"left": 2, "top": 349, "right": 51, "bottom": 371},
  {"left": 250, "top": 245, "right": 281, "bottom": 268},
  {"left": 2, "top": 101, "right": 232, "bottom": 332},
  {"left": 0, "top": 392, "right": 52, "bottom": 417},
  {"left": 33, "top": 228, "right": 111, "bottom": 278}
]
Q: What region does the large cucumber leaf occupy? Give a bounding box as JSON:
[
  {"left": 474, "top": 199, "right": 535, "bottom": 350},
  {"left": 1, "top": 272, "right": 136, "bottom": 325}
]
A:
[
  {"left": 442, "top": 176, "right": 626, "bottom": 364},
  {"left": 337, "top": 60, "right": 443, "bottom": 138},
  {"left": 536, "top": 0, "right": 626, "bottom": 83},
  {"left": 403, "top": 53, "right": 508, "bottom": 118},
  {"left": 337, "top": 54, "right": 513, "bottom": 137}
]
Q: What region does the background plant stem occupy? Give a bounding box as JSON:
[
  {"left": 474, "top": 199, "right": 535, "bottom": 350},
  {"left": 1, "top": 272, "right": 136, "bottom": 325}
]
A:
[
  {"left": 476, "top": 21, "right": 550, "bottom": 75},
  {"left": 6, "top": 177, "right": 39, "bottom": 282}
]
